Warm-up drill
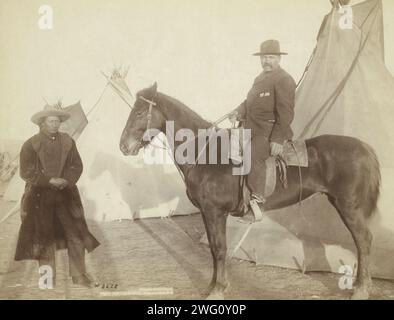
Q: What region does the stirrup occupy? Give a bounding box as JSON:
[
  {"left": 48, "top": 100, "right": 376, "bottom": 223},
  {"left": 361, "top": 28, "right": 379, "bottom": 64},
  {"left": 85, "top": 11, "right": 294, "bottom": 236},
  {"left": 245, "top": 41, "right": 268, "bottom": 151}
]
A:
[{"left": 251, "top": 194, "right": 266, "bottom": 204}]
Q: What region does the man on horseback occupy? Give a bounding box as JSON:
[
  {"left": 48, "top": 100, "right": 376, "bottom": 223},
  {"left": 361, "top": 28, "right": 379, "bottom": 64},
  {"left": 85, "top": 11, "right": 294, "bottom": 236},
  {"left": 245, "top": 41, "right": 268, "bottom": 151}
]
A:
[{"left": 230, "top": 39, "right": 296, "bottom": 219}]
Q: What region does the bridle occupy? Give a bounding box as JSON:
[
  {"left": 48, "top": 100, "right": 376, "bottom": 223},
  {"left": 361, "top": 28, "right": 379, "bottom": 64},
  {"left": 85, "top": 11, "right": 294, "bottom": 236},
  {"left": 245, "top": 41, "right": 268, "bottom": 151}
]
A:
[
  {"left": 137, "top": 93, "right": 187, "bottom": 184},
  {"left": 136, "top": 93, "right": 167, "bottom": 150},
  {"left": 139, "top": 95, "right": 157, "bottom": 132}
]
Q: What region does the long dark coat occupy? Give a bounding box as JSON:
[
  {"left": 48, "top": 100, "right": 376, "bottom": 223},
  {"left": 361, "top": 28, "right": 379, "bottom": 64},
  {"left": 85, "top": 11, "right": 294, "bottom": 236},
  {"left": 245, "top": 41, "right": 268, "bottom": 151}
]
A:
[
  {"left": 14, "top": 132, "right": 100, "bottom": 261},
  {"left": 236, "top": 67, "right": 296, "bottom": 144}
]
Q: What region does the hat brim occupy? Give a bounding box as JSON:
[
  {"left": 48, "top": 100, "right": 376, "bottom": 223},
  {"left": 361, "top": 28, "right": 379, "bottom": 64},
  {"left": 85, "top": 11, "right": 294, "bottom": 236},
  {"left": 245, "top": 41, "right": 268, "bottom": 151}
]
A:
[
  {"left": 253, "top": 52, "right": 288, "bottom": 56},
  {"left": 31, "top": 110, "right": 70, "bottom": 125}
]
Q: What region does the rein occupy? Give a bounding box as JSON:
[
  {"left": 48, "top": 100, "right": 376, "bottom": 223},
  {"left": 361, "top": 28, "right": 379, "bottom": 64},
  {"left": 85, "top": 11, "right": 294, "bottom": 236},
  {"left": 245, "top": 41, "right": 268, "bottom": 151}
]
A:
[
  {"left": 137, "top": 94, "right": 236, "bottom": 181},
  {"left": 138, "top": 94, "right": 187, "bottom": 184}
]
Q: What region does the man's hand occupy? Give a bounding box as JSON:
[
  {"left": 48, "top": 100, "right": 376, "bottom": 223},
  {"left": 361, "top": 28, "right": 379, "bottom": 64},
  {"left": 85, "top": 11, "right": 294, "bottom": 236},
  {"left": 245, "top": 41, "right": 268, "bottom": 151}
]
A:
[
  {"left": 270, "top": 142, "right": 284, "bottom": 157},
  {"left": 49, "top": 178, "right": 69, "bottom": 190},
  {"left": 57, "top": 178, "right": 68, "bottom": 190}
]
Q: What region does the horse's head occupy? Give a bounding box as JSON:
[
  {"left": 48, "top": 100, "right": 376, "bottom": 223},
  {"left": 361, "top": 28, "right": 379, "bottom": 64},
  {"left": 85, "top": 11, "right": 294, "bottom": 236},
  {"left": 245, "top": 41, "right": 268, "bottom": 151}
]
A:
[{"left": 120, "top": 82, "right": 166, "bottom": 156}]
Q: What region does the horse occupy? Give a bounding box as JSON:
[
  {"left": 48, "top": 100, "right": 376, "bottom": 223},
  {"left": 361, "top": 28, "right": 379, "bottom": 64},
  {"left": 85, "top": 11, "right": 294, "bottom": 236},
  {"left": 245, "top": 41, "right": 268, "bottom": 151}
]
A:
[{"left": 119, "top": 83, "right": 381, "bottom": 300}]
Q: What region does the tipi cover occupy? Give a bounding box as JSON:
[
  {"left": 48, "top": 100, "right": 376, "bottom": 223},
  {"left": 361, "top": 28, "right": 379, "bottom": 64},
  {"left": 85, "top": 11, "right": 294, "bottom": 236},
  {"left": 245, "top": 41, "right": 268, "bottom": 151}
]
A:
[
  {"left": 224, "top": 0, "right": 394, "bottom": 279},
  {"left": 2, "top": 96, "right": 198, "bottom": 221},
  {"left": 76, "top": 88, "right": 198, "bottom": 221}
]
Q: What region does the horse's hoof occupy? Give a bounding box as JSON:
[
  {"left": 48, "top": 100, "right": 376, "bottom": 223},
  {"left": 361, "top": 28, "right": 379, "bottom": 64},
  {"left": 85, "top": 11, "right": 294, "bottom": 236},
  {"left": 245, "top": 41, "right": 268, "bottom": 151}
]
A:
[
  {"left": 203, "top": 284, "right": 215, "bottom": 296},
  {"left": 205, "top": 291, "right": 224, "bottom": 300},
  {"left": 351, "top": 287, "right": 370, "bottom": 300}
]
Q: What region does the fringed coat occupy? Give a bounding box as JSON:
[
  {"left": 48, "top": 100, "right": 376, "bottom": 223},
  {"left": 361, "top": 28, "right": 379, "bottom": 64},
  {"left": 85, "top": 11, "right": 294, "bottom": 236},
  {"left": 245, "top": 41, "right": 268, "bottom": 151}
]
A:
[{"left": 14, "top": 132, "right": 100, "bottom": 261}]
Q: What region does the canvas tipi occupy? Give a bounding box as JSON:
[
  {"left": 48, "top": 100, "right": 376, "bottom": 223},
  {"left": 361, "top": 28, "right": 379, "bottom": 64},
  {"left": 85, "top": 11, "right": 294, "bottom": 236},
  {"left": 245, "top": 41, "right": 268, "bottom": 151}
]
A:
[
  {"left": 223, "top": 0, "right": 394, "bottom": 279},
  {"left": 2, "top": 92, "right": 197, "bottom": 221},
  {"left": 75, "top": 71, "right": 198, "bottom": 221}
]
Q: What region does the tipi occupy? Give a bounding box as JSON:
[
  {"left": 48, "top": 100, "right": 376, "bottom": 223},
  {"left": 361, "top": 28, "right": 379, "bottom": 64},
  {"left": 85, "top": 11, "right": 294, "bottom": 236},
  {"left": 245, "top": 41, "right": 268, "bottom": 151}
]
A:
[
  {"left": 0, "top": 139, "right": 22, "bottom": 197},
  {"left": 76, "top": 75, "right": 198, "bottom": 221},
  {"left": 223, "top": 0, "right": 394, "bottom": 279},
  {"left": 2, "top": 91, "right": 198, "bottom": 221}
]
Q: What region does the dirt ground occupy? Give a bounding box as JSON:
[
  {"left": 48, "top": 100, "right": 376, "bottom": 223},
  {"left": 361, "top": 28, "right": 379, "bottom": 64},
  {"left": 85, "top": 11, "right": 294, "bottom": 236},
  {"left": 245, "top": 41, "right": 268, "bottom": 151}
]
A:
[{"left": 1, "top": 200, "right": 394, "bottom": 300}]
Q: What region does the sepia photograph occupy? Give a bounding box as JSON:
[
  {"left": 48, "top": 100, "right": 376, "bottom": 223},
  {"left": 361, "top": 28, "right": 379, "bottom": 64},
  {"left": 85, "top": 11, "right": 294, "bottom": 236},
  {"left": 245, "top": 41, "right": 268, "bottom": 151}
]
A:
[{"left": 1, "top": 0, "right": 394, "bottom": 303}]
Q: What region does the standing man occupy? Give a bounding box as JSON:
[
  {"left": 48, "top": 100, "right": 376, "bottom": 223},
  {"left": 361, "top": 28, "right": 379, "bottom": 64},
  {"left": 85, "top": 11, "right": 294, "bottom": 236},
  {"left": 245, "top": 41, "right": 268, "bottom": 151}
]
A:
[
  {"left": 14, "top": 104, "right": 100, "bottom": 288},
  {"left": 230, "top": 39, "right": 296, "bottom": 217}
]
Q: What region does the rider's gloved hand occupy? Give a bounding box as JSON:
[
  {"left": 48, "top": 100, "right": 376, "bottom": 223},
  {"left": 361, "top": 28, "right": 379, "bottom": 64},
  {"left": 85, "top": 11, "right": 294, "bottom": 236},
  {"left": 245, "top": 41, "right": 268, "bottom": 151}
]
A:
[
  {"left": 270, "top": 142, "right": 284, "bottom": 157},
  {"left": 229, "top": 111, "right": 239, "bottom": 124}
]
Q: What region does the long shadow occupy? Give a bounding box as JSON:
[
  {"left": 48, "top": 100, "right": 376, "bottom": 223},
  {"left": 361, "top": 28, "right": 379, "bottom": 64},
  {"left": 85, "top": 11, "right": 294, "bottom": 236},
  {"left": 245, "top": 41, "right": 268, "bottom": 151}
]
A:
[
  {"left": 0, "top": 205, "right": 41, "bottom": 299},
  {"left": 136, "top": 219, "right": 210, "bottom": 298},
  {"left": 85, "top": 152, "right": 196, "bottom": 218},
  {"left": 265, "top": 193, "right": 394, "bottom": 280},
  {"left": 83, "top": 219, "right": 120, "bottom": 289},
  {"left": 265, "top": 194, "right": 352, "bottom": 272},
  {"left": 0, "top": 204, "right": 116, "bottom": 299}
]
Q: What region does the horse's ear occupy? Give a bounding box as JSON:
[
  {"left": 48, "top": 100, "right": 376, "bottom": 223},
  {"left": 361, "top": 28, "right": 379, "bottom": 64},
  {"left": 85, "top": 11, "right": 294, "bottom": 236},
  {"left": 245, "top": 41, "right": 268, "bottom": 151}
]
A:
[{"left": 152, "top": 82, "right": 158, "bottom": 93}]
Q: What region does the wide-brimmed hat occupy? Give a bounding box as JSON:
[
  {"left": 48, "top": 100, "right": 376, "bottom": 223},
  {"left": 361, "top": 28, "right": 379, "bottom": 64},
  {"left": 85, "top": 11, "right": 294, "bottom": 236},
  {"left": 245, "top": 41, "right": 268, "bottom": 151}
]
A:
[
  {"left": 253, "top": 39, "right": 288, "bottom": 56},
  {"left": 31, "top": 104, "right": 70, "bottom": 125}
]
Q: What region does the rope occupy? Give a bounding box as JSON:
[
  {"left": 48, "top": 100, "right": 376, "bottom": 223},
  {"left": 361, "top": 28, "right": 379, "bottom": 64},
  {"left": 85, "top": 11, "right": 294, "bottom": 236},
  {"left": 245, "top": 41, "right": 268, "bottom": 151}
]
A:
[
  {"left": 86, "top": 83, "right": 109, "bottom": 118},
  {"left": 228, "top": 223, "right": 254, "bottom": 261},
  {"left": 296, "top": 46, "right": 317, "bottom": 89},
  {"left": 0, "top": 200, "right": 20, "bottom": 225}
]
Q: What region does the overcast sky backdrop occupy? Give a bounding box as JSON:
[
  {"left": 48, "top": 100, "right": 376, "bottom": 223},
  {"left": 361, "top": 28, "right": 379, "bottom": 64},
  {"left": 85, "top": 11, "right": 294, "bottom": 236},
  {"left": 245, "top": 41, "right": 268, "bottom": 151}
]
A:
[{"left": 1, "top": 0, "right": 393, "bottom": 140}]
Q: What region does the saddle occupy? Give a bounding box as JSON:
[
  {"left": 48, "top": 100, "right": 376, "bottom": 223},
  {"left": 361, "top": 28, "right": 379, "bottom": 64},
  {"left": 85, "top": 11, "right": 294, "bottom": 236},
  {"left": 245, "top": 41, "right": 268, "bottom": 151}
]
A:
[
  {"left": 265, "top": 139, "right": 308, "bottom": 197},
  {"left": 230, "top": 137, "right": 308, "bottom": 217}
]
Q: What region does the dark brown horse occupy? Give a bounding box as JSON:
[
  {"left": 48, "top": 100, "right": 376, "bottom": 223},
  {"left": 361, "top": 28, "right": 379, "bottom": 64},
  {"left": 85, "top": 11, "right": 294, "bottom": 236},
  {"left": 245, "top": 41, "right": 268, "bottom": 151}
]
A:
[{"left": 119, "top": 83, "right": 380, "bottom": 299}]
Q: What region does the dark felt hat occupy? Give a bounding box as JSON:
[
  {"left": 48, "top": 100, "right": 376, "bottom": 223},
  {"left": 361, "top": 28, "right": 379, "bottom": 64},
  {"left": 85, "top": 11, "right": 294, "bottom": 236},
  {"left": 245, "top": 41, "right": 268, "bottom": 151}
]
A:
[{"left": 253, "top": 39, "right": 288, "bottom": 56}]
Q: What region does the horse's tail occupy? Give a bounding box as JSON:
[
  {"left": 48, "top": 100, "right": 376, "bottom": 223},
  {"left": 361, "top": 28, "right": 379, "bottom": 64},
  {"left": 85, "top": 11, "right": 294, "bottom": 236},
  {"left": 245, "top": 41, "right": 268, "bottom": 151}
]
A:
[{"left": 362, "top": 142, "right": 381, "bottom": 218}]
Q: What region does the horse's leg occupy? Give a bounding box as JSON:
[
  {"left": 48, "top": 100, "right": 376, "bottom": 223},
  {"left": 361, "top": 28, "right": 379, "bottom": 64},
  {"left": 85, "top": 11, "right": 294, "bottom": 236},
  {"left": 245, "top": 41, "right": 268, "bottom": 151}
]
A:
[
  {"left": 201, "top": 208, "right": 228, "bottom": 299},
  {"left": 200, "top": 213, "right": 217, "bottom": 294},
  {"left": 328, "top": 196, "right": 373, "bottom": 300}
]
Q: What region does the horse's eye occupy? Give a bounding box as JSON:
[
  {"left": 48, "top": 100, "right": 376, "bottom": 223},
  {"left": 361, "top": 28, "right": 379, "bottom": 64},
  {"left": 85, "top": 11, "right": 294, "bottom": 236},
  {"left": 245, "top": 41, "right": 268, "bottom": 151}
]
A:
[{"left": 136, "top": 110, "right": 144, "bottom": 117}]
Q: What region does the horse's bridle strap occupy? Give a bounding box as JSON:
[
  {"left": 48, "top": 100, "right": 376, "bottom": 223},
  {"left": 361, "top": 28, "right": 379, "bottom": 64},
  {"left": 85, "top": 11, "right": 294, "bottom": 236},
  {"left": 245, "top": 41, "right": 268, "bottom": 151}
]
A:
[
  {"left": 140, "top": 96, "right": 157, "bottom": 106},
  {"left": 139, "top": 95, "right": 157, "bottom": 131}
]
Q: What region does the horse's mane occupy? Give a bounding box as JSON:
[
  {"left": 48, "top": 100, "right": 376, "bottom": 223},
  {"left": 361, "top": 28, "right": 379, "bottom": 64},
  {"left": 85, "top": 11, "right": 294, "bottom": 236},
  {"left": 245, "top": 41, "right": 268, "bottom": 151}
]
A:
[{"left": 158, "top": 92, "right": 212, "bottom": 129}]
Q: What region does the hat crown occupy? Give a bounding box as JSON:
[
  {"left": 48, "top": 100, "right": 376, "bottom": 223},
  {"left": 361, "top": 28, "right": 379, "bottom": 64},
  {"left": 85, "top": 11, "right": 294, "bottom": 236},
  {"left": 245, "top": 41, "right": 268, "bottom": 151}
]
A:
[
  {"left": 31, "top": 102, "right": 70, "bottom": 125},
  {"left": 253, "top": 39, "right": 287, "bottom": 56},
  {"left": 43, "top": 101, "right": 63, "bottom": 111},
  {"left": 42, "top": 104, "right": 62, "bottom": 111},
  {"left": 261, "top": 39, "right": 280, "bottom": 54}
]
